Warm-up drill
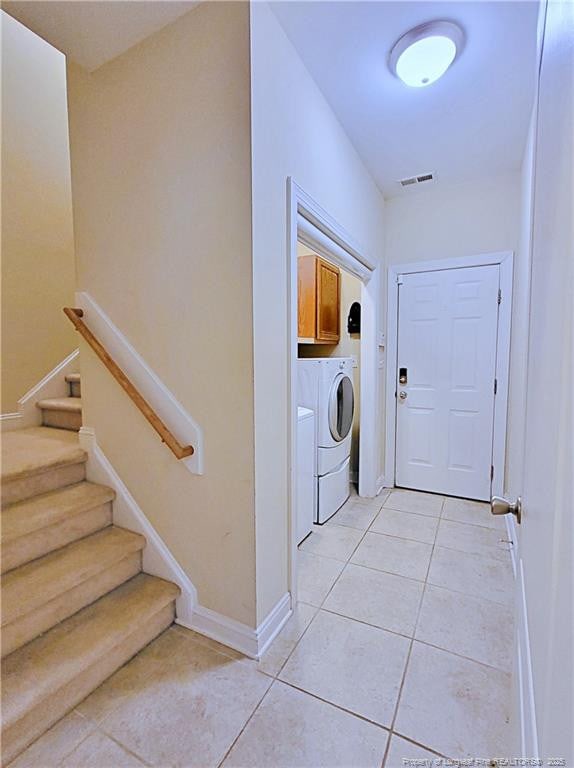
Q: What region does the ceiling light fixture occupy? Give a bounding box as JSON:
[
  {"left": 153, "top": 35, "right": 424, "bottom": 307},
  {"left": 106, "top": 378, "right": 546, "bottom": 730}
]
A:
[{"left": 389, "top": 21, "right": 464, "bottom": 88}]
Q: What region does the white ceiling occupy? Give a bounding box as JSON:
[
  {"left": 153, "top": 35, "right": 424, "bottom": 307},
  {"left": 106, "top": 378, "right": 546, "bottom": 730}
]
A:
[
  {"left": 271, "top": 1, "right": 539, "bottom": 197},
  {"left": 2, "top": 1, "right": 199, "bottom": 71}
]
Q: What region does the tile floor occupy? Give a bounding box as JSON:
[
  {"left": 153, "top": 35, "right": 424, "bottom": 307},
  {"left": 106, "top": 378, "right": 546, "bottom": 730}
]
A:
[{"left": 10, "top": 488, "right": 516, "bottom": 768}]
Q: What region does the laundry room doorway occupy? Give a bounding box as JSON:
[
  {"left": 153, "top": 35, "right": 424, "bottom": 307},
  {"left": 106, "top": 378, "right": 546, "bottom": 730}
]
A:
[{"left": 287, "top": 179, "right": 380, "bottom": 603}]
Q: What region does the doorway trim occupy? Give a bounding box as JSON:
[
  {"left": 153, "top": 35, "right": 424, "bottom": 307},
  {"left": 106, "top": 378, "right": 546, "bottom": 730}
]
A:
[
  {"left": 287, "top": 178, "right": 380, "bottom": 602},
  {"left": 384, "top": 250, "right": 514, "bottom": 498}
]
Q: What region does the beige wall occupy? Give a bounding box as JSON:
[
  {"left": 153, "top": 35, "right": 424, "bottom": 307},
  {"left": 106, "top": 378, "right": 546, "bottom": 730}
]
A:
[
  {"left": 250, "top": 2, "right": 386, "bottom": 622},
  {"left": 297, "top": 246, "right": 362, "bottom": 475},
  {"left": 1, "top": 11, "right": 76, "bottom": 413},
  {"left": 67, "top": 2, "right": 257, "bottom": 625}
]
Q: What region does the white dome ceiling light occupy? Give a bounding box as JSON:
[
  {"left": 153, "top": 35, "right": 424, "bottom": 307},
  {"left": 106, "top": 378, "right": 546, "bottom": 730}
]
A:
[{"left": 389, "top": 21, "right": 465, "bottom": 88}]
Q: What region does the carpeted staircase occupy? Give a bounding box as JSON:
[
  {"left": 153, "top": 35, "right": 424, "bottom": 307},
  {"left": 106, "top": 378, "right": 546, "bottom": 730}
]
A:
[{"left": 1, "top": 374, "right": 180, "bottom": 765}]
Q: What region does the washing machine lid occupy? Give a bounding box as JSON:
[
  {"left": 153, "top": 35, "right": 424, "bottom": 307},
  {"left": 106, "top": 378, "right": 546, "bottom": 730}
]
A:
[{"left": 328, "top": 373, "right": 354, "bottom": 442}]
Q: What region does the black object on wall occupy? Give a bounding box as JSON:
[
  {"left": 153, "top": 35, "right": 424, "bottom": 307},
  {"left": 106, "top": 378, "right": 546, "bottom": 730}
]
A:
[{"left": 347, "top": 301, "right": 361, "bottom": 334}]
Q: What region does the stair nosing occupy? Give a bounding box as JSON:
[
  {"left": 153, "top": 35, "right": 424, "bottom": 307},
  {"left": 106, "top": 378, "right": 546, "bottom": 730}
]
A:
[
  {"left": 1, "top": 428, "right": 86, "bottom": 486},
  {"left": 36, "top": 398, "right": 82, "bottom": 413},
  {"left": 1, "top": 527, "right": 146, "bottom": 626},
  {"left": 1, "top": 574, "right": 180, "bottom": 728},
  {"left": 1, "top": 451, "right": 87, "bottom": 485},
  {"left": 1, "top": 482, "right": 116, "bottom": 543}
]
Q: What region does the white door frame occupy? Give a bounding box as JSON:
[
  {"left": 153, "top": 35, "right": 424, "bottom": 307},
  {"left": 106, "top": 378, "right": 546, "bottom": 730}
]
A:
[
  {"left": 287, "top": 178, "right": 380, "bottom": 601},
  {"left": 384, "top": 251, "right": 513, "bottom": 498}
]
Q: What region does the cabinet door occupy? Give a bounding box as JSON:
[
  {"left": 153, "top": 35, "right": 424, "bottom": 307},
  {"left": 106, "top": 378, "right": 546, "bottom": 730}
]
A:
[{"left": 316, "top": 259, "right": 340, "bottom": 342}]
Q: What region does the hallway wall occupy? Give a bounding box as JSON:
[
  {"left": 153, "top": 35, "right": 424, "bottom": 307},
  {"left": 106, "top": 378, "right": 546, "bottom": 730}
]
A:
[
  {"left": 383, "top": 172, "right": 522, "bottom": 488},
  {"left": 250, "top": 1, "right": 386, "bottom": 623},
  {"left": 506, "top": 115, "right": 535, "bottom": 498},
  {"left": 384, "top": 173, "right": 520, "bottom": 266},
  {"left": 1, "top": 12, "right": 76, "bottom": 414},
  {"left": 67, "top": 2, "right": 257, "bottom": 626},
  {"left": 518, "top": 1, "right": 574, "bottom": 757}
]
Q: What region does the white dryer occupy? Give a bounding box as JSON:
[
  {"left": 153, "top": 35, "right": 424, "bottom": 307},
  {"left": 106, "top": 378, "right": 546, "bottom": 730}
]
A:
[{"left": 297, "top": 358, "right": 355, "bottom": 523}]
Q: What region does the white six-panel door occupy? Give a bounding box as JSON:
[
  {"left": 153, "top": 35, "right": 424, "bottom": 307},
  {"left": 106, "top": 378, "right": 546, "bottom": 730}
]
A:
[{"left": 395, "top": 265, "right": 500, "bottom": 500}]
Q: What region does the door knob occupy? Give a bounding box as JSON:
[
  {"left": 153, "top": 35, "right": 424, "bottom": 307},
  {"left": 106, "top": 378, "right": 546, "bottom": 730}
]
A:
[
  {"left": 399, "top": 391, "right": 408, "bottom": 400},
  {"left": 490, "top": 495, "right": 522, "bottom": 525}
]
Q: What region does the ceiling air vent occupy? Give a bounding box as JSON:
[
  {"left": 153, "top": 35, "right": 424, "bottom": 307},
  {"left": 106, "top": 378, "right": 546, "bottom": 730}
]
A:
[{"left": 398, "top": 172, "right": 436, "bottom": 188}]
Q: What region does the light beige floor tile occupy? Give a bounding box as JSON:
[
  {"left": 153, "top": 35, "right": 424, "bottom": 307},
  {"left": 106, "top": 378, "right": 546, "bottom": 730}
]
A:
[
  {"left": 76, "top": 639, "right": 166, "bottom": 723},
  {"left": 347, "top": 492, "right": 390, "bottom": 509},
  {"left": 279, "top": 610, "right": 409, "bottom": 727},
  {"left": 257, "top": 602, "right": 317, "bottom": 677},
  {"left": 297, "top": 551, "right": 345, "bottom": 607},
  {"left": 328, "top": 502, "right": 380, "bottom": 531},
  {"left": 383, "top": 490, "right": 444, "bottom": 517},
  {"left": 172, "top": 624, "right": 245, "bottom": 660},
  {"left": 395, "top": 642, "right": 512, "bottom": 759},
  {"left": 436, "top": 519, "right": 512, "bottom": 563},
  {"left": 61, "top": 731, "right": 145, "bottom": 766},
  {"left": 299, "top": 524, "right": 364, "bottom": 561},
  {"left": 98, "top": 630, "right": 271, "bottom": 767},
  {"left": 351, "top": 532, "right": 432, "bottom": 582},
  {"left": 385, "top": 735, "right": 439, "bottom": 767},
  {"left": 324, "top": 563, "right": 423, "bottom": 636},
  {"left": 9, "top": 712, "right": 95, "bottom": 768},
  {"left": 371, "top": 507, "right": 439, "bottom": 544},
  {"left": 428, "top": 546, "right": 514, "bottom": 606},
  {"left": 416, "top": 584, "right": 514, "bottom": 671},
  {"left": 442, "top": 497, "right": 506, "bottom": 530},
  {"left": 349, "top": 486, "right": 390, "bottom": 505},
  {"left": 223, "top": 681, "right": 389, "bottom": 768}
]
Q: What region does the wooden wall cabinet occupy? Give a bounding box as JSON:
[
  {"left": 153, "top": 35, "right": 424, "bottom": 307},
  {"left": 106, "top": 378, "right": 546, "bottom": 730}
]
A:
[{"left": 298, "top": 255, "right": 340, "bottom": 343}]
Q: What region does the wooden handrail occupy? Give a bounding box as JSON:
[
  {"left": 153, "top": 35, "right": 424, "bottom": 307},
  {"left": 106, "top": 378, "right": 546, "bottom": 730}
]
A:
[{"left": 63, "top": 307, "right": 194, "bottom": 460}]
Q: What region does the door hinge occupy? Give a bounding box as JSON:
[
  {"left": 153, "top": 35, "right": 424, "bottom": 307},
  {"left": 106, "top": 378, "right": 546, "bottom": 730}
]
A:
[
  {"left": 397, "top": 275, "right": 404, "bottom": 285},
  {"left": 497, "top": 289, "right": 502, "bottom": 305},
  {"left": 494, "top": 378, "right": 498, "bottom": 395},
  {"left": 490, "top": 465, "right": 494, "bottom": 481}
]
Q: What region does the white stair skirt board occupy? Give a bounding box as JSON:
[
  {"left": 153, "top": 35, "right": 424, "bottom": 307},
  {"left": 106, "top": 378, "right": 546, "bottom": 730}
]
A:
[
  {"left": 78, "top": 427, "right": 197, "bottom": 624},
  {"left": 1, "top": 349, "right": 79, "bottom": 432},
  {"left": 75, "top": 292, "right": 203, "bottom": 474},
  {"left": 181, "top": 592, "right": 292, "bottom": 660},
  {"left": 79, "top": 427, "right": 291, "bottom": 659}
]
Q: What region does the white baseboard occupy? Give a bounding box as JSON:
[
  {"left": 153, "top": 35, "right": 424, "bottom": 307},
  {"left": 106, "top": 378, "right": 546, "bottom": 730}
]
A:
[
  {"left": 505, "top": 514, "right": 519, "bottom": 578},
  {"left": 256, "top": 593, "right": 292, "bottom": 657},
  {"left": 178, "top": 592, "right": 292, "bottom": 660},
  {"left": 79, "top": 426, "right": 197, "bottom": 624},
  {"left": 377, "top": 473, "right": 393, "bottom": 494},
  {"left": 75, "top": 291, "right": 203, "bottom": 474},
  {"left": 1, "top": 349, "right": 79, "bottom": 432},
  {"left": 515, "top": 559, "right": 539, "bottom": 758},
  {"left": 506, "top": 513, "right": 539, "bottom": 760}
]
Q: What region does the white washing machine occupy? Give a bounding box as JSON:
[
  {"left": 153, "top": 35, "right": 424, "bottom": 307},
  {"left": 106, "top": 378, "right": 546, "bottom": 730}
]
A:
[{"left": 297, "top": 358, "right": 354, "bottom": 524}]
